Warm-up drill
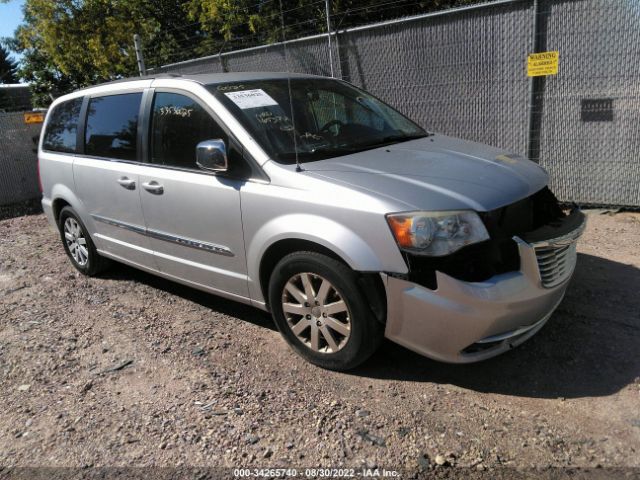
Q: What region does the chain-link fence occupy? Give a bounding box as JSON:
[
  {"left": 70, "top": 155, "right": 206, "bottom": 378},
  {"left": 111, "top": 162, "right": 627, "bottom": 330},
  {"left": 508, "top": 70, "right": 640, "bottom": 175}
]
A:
[
  {"left": 535, "top": 0, "right": 640, "bottom": 207},
  {"left": 0, "top": 112, "right": 42, "bottom": 206},
  {"left": 154, "top": 0, "right": 640, "bottom": 208},
  {"left": 1, "top": 0, "right": 636, "bottom": 207}
]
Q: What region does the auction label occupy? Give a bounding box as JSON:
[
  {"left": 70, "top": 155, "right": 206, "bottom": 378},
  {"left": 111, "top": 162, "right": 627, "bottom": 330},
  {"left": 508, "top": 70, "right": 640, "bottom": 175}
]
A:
[
  {"left": 527, "top": 50, "right": 559, "bottom": 77},
  {"left": 225, "top": 89, "right": 279, "bottom": 109}
]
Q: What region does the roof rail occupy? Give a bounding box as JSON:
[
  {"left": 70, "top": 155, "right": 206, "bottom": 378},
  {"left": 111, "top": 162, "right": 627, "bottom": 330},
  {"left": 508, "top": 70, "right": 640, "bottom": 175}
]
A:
[{"left": 97, "top": 73, "right": 183, "bottom": 86}]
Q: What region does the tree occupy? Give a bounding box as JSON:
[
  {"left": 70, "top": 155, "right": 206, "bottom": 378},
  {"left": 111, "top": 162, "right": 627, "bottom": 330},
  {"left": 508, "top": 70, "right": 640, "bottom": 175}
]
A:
[
  {"left": 11, "top": 0, "right": 200, "bottom": 107},
  {"left": 186, "top": 0, "right": 481, "bottom": 49},
  {"left": 0, "top": 43, "right": 18, "bottom": 84},
  {"left": 9, "top": 0, "right": 482, "bottom": 107}
]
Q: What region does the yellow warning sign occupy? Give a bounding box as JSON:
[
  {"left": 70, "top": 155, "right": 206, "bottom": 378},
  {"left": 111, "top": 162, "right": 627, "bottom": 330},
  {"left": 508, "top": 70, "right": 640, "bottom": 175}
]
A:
[
  {"left": 24, "top": 111, "right": 44, "bottom": 124},
  {"left": 527, "top": 51, "right": 559, "bottom": 77}
]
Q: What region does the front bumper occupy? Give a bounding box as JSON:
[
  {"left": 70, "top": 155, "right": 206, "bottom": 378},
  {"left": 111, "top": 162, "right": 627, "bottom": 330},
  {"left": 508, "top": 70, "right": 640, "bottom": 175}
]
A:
[{"left": 383, "top": 213, "right": 586, "bottom": 363}]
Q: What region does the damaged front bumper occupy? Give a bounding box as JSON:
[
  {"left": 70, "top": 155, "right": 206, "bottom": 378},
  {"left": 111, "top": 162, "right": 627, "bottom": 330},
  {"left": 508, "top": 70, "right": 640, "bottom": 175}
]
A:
[{"left": 382, "top": 210, "right": 586, "bottom": 363}]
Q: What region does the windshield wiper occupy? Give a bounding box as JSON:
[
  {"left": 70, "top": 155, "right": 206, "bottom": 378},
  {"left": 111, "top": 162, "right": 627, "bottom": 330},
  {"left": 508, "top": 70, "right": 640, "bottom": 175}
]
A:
[
  {"left": 275, "top": 134, "right": 430, "bottom": 163},
  {"left": 371, "top": 133, "right": 429, "bottom": 146},
  {"left": 341, "top": 133, "right": 429, "bottom": 152},
  {"left": 276, "top": 146, "right": 357, "bottom": 162},
  {"left": 311, "top": 145, "right": 360, "bottom": 155}
]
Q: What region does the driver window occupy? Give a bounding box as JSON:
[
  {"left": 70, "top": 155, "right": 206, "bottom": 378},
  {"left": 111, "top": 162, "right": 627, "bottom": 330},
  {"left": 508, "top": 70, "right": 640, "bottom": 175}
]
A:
[{"left": 151, "top": 92, "right": 227, "bottom": 169}]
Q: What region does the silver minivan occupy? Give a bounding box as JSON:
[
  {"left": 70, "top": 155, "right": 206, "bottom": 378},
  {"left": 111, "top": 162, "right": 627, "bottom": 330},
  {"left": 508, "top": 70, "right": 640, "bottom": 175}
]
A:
[{"left": 39, "top": 72, "right": 585, "bottom": 370}]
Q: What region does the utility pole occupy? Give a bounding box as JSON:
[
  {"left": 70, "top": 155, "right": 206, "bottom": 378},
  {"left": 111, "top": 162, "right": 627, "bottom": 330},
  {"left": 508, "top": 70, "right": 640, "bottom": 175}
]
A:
[
  {"left": 325, "top": 0, "right": 335, "bottom": 78},
  {"left": 133, "top": 34, "right": 147, "bottom": 77}
]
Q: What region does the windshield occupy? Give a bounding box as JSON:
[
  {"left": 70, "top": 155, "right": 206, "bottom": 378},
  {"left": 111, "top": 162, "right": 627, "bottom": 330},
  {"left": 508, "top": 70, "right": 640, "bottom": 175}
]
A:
[{"left": 208, "top": 78, "right": 428, "bottom": 164}]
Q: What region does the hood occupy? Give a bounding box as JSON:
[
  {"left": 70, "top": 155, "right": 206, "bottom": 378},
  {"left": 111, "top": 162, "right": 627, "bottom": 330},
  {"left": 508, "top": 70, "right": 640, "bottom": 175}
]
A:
[{"left": 301, "top": 135, "right": 549, "bottom": 212}]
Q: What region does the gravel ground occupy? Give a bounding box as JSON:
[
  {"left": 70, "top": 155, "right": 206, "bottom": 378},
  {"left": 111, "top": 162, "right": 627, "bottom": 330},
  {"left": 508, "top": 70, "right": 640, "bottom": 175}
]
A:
[{"left": 0, "top": 209, "right": 639, "bottom": 478}]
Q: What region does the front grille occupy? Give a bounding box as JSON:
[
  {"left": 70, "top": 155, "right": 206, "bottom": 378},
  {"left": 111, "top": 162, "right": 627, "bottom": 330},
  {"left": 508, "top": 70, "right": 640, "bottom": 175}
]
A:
[{"left": 533, "top": 242, "right": 578, "bottom": 288}]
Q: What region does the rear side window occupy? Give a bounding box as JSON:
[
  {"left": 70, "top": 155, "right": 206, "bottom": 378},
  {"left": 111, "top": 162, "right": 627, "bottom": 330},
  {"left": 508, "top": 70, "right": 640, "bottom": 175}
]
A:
[
  {"left": 42, "top": 98, "right": 83, "bottom": 153},
  {"left": 150, "top": 92, "right": 227, "bottom": 169},
  {"left": 85, "top": 93, "right": 142, "bottom": 161}
]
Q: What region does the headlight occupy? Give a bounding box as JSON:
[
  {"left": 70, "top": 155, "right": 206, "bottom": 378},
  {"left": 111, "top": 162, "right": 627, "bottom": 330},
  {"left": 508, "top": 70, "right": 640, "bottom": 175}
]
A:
[{"left": 386, "top": 210, "right": 489, "bottom": 256}]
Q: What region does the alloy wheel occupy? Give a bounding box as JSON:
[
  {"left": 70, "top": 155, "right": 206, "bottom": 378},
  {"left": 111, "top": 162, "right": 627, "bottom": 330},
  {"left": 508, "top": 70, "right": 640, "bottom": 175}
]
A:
[
  {"left": 281, "top": 272, "right": 351, "bottom": 353},
  {"left": 63, "top": 217, "right": 89, "bottom": 266}
]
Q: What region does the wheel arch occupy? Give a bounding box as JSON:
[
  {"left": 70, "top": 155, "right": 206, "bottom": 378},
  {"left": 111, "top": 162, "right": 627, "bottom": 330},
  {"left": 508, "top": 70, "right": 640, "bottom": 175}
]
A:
[
  {"left": 257, "top": 237, "right": 387, "bottom": 324},
  {"left": 259, "top": 238, "right": 344, "bottom": 303},
  {"left": 52, "top": 197, "right": 71, "bottom": 223},
  {"left": 49, "top": 184, "right": 90, "bottom": 228}
]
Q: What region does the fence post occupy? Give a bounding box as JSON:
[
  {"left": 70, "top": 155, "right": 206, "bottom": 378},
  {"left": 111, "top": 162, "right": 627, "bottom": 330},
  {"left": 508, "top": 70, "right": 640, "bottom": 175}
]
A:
[
  {"left": 526, "top": 0, "right": 549, "bottom": 163},
  {"left": 325, "top": 0, "right": 335, "bottom": 77},
  {"left": 217, "top": 53, "right": 228, "bottom": 73},
  {"left": 133, "top": 34, "right": 147, "bottom": 76}
]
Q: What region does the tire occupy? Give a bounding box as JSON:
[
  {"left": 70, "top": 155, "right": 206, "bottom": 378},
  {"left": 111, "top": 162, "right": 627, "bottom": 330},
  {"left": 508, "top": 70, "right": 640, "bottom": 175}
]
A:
[
  {"left": 268, "top": 251, "right": 384, "bottom": 371},
  {"left": 58, "top": 206, "right": 110, "bottom": 276}
]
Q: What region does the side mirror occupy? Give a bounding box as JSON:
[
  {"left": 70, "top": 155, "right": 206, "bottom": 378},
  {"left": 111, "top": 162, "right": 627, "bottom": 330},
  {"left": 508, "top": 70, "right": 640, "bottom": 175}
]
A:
[{"left": 196, "top": 139, "right": 227, "bottom": 172}]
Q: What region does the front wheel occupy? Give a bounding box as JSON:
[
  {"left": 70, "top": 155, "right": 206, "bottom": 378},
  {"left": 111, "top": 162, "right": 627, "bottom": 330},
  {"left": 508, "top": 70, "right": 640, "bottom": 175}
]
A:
[{"left": 268, "top": 251, "right": 384, "bottom": 371}]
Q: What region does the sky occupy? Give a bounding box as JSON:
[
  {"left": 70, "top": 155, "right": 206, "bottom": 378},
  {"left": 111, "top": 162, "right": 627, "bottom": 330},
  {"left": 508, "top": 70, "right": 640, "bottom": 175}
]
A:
[{"left": 0, "top": 0, "right": 25, "bottom": 61}]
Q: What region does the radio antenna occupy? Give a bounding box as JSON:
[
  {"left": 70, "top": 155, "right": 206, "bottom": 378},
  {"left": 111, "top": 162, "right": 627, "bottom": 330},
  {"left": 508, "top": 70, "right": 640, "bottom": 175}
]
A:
[{"left": 278, "top": 0, "right": 302, "bottom": 172}]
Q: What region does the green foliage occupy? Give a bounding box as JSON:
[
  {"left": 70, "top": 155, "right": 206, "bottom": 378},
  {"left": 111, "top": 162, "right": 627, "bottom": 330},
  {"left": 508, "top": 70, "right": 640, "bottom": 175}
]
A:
[
  {"left": 8, "top": 0, "right": 480, "bottom": 107},
  {"left": 0, "top": 42, "right": 19, "bottom": 110},
  {"left": 186, "top": 0, "right": 479, "bottom": 46},
  {"left": 0, "top": 43, "right": 18, "bottom": 84},
  {"left": 11, "top": 0, "right": 198, "bottom": 106}
]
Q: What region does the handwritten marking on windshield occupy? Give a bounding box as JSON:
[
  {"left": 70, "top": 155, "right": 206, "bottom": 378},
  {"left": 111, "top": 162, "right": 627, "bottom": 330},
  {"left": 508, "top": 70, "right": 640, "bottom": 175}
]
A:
[
  {"left": 300, "top": 132, "right": 323, "bottom": 140},
  {"left": 217, "top": 84, "right": 246, "bottom": 91},
  {"left": 159, "top": 106, "right": 193, "bottom": 118}
]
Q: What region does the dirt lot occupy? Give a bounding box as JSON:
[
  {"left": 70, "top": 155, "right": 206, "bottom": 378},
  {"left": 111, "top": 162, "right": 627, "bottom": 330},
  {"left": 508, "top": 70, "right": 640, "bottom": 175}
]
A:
[{"left": 0, "top": 209, "right": 639, "bottom": 477}]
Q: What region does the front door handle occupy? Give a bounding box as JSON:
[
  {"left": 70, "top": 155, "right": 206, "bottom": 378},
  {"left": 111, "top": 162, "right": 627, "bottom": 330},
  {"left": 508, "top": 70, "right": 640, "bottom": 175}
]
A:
[
  {"left": 117, "top": 177, "right": 136, "bottom": 190},
  {"left": 142, "top": 181, "right": 164, "bottom": 194}
]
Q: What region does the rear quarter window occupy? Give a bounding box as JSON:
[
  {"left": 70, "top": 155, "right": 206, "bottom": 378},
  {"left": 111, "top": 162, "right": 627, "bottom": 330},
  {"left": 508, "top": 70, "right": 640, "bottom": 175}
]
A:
[
  {"left": 85, "top": 93, "right": 142, "bottom": 161},
  {"left": 42, "top": 98, "right": 83, "bottom": 153}
]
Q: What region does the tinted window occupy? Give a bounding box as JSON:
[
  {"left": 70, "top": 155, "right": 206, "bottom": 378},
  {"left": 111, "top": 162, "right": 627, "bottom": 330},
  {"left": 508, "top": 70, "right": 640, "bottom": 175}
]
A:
[
  {"left": 150, "top": 92, "right": 227, "bottom": 169},
  {"left": 85, "top": 93, "right": 142, "bottom": 161},
  {"left": 43, "top": 98, "right": 83, "bottom": 153}
]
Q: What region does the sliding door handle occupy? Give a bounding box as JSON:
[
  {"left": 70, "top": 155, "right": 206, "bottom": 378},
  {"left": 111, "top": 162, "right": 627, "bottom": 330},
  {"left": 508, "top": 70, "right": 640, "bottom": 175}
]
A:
[
  {"left": 142, "top": 181, "right": 164, "bottom": 194},
  {"left": 117, "top": 177, "right": 136, "bottom": 189}
]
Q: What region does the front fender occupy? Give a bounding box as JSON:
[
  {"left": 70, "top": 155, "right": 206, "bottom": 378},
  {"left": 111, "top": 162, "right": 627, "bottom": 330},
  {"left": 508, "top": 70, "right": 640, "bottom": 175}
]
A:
[{"left": 246, "top": 213, "right": 407, "bottom": 305}]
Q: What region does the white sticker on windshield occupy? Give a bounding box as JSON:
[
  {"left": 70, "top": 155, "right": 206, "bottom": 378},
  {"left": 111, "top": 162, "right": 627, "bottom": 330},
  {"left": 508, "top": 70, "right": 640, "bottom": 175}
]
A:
[{"left": 224, "top": 89, "right": 278, "bottom": 109}]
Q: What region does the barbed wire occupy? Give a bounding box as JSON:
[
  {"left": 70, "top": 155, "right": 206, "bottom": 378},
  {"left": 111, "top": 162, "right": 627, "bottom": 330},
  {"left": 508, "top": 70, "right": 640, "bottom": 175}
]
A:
[{"left": 144, "top": 0, "right": 445, "bottom": 69}]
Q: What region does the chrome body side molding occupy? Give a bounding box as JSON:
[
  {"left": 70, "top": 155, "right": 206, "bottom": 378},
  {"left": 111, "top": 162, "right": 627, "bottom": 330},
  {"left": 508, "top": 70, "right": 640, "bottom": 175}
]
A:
[
  {"left": 91, "top": 214, "right": 234, "bottom": 257},
  {"left": 91, "top": 214, "right": 146, "bottom": 235}
]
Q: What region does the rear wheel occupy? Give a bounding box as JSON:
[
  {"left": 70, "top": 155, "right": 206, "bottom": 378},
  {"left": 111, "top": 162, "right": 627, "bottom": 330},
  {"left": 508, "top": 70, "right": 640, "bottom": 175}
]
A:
[
  {"left": 268, "top": 251, "right": 383, "bottom": 371},
  {"left": 58, "top": 206, "right": 110, "bottom": 276}
]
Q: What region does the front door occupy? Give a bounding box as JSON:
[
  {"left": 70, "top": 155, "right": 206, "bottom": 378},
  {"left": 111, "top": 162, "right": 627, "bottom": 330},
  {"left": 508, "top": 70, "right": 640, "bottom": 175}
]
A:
[
  {"left": 138, "top": 90, "right": 248, "bottom": 299},
  {"left": 74, "top": 91, "right": 154, "bottom": 268}
]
